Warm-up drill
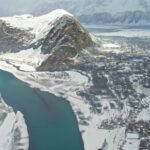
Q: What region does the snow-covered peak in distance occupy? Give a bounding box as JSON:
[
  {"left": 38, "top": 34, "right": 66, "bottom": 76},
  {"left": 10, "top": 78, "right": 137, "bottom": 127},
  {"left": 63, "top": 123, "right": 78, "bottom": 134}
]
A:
[
  {"left": 66, "top": 0, "right": 146, "bottom": 16},
  {"left": 31, "top": 0, "right": 150, "bottom": 16},
  {"left": 29, "top": 0, "right": 150, "bottom": 25}
]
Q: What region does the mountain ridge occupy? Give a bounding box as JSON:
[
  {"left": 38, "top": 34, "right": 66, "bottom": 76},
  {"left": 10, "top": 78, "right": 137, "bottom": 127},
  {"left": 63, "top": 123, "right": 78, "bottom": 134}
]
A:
[{"left": 31, "top": 0, "right": 150, "bottom": 25}]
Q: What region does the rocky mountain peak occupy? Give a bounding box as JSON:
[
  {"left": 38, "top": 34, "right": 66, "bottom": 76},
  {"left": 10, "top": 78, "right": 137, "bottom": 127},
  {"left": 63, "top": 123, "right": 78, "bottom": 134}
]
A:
[
  {"left": 35, "top": 12, "right": 95, "bottom": 70},
  {"left": 0, "top": 19, "right": 34, "bottom": 52}
]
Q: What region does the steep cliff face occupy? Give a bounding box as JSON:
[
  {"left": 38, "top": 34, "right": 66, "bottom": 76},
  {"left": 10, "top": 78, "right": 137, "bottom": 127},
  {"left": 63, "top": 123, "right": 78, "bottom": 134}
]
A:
[
  {"left": 0, "top": 20, "right": 34, "bottom": 53},
  {"left": 35, "top": 14, "right": 95, "bottom": 71},
  {"left": 0, "top": 9, "right": 95, "bottom": 71}
]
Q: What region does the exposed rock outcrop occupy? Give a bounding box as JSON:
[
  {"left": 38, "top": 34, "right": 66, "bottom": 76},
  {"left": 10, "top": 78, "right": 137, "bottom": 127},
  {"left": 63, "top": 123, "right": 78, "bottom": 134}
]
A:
[
  {"left": 0, "top": 9, "right": 95, "bottom": 71},
  {"left": 0, "top": 20, "right": 34, "bottom": 53},
  {"left": 36, "top": 14, "right": 95, "bottom": 71}
]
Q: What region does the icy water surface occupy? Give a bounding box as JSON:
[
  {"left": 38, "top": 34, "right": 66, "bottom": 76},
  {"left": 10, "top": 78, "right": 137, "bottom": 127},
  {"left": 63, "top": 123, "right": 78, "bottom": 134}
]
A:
[{"left": 0, "top": 70, "right": 84, "bottom": 150}]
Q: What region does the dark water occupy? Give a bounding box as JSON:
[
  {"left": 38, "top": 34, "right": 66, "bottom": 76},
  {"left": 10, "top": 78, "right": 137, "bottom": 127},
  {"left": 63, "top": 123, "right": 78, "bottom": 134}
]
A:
[{"left": 0, "top": 70, "right": 84, "bottom": 150}]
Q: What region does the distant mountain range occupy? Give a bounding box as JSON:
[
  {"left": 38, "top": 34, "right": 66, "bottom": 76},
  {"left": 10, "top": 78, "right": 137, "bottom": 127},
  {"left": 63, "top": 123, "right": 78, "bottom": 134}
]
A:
[
  {"left": 31, "top": 0, "right": 150, "bottom": 25},
  {"left": 0, "top": 0, "right": 150, "bottom": 25},
  {"left": 78, "top": 11, "right": 150, "bottom": 25}
]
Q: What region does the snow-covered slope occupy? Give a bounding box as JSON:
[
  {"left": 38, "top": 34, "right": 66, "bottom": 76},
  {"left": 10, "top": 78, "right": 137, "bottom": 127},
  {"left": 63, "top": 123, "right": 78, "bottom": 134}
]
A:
[
  {"left": 0, "top": 95, "right": 29, "bottom": 150},
  {"left": 1, "top": 9, "right": 73, "bottom": 38}
]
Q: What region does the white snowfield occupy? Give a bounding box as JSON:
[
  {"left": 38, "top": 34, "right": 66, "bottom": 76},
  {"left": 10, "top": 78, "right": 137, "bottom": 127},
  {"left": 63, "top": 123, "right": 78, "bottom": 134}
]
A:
[
  {"left": 0, "top": 48, "right": 49, "bottom": 71},
  {"left": 0, "top": 96, "right": 29, "bottom": 150}
]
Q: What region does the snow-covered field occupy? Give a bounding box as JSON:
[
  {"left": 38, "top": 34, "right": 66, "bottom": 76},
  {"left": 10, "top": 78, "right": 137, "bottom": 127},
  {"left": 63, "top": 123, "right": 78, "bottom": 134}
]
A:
[
  {"left": 0, "top": 95, "right": 29, "bottom": 150},
  {"left": 0, "top": 48, "right": 49, "bottom": 71}
]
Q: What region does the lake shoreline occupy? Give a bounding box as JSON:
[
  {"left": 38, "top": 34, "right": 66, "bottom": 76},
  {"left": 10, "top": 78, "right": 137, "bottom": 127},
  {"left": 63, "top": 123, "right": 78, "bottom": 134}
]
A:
[
  {"left": 0, "top": 68, "right": 85, "bottom": 150},
  {"left": 0, "top": 58, "right": 97, "bottom": 150},
  {"left": 0, "top": 60, "right": 87, "bottom": 150}
]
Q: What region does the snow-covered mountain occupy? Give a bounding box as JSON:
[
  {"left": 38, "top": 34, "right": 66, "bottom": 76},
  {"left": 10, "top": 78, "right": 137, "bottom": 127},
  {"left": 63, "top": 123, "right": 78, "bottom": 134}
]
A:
[
  {"left": 0, "top": 9, "right": 95, "bottom": 70},
  {"left": 31, "top": 0, "right": 149, "bottom": 16}
]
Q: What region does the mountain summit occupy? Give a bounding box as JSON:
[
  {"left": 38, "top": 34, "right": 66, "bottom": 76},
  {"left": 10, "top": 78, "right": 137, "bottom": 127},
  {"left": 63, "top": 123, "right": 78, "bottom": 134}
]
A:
[{"left": 0, "top": 9, "right": 95, "bottom": 70}]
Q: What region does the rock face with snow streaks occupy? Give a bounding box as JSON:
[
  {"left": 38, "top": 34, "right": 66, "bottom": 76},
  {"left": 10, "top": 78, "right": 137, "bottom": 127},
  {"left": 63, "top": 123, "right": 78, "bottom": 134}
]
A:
[
  {"left": 36, "top": 14, "right": 94, "bottom": 70},
  {"left": 0, "top": 20, "right": 34, "bottom": 53},
  {"left": 0, "top": 95, "right": 29, "bottom": 150}
]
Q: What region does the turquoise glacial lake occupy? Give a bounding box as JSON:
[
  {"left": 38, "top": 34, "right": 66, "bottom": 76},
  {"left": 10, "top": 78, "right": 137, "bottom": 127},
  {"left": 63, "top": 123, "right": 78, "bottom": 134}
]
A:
[{"left": 0, "top": 70, "right": 84, "bottom": 150}]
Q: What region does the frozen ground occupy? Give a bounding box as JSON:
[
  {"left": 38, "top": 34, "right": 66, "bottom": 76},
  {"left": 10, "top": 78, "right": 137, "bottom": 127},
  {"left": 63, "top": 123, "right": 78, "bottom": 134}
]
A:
[{"left": 0, "top": 95, "right": 29, "bottom": 150}]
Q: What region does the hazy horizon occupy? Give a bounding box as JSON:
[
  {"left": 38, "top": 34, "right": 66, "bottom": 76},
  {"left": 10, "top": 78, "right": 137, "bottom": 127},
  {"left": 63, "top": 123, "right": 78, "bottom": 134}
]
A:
[{"left": 0, "top": 0, "right": 150, "bottom": 17}]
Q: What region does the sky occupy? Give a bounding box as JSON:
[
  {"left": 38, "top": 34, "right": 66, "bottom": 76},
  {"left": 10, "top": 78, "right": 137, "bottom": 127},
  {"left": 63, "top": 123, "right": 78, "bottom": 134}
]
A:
[
  {"left": 0, "top": 0, "right": 35, "bottom": 7},
  {"left": 0, "top": 0, "right": 149, "bottom": 16}
]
